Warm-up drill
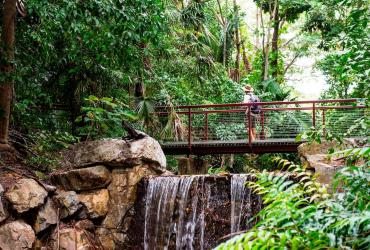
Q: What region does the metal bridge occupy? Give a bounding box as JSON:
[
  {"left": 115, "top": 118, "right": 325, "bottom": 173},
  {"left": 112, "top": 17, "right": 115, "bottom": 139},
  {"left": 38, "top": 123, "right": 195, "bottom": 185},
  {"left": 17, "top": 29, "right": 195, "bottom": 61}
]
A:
[{"left": 152, "top": 99, "right": 368, "bottom": 155}]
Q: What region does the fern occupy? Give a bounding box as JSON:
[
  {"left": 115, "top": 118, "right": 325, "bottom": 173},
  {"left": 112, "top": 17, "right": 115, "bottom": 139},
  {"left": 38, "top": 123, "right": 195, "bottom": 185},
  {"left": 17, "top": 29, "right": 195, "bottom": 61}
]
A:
[{"left": 216, "top": 150, "right": 370, "bottom": 250}]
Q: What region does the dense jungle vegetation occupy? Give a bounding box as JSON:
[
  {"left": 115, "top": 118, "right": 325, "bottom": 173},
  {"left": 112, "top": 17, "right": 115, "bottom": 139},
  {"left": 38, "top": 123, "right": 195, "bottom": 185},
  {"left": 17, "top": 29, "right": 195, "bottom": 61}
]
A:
[
  {"left": 1, "top": 0, "right": 368, "bottom": 172},
  {"left": 0, "top": 0, "right": 369, "bottom": 249}
]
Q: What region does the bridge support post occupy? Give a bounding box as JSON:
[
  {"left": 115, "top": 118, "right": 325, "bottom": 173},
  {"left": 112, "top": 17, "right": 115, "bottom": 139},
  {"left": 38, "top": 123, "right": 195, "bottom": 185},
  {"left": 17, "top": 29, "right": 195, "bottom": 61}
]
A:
[{"left": 178, "top": 156, "right": 208, "bottom": 175}]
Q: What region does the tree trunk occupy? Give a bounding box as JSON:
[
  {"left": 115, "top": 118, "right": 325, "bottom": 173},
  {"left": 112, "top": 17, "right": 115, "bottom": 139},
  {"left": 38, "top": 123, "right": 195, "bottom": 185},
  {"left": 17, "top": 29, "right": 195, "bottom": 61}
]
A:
[
  {"left": 255, "top": 11, "right": 260, "bottom": 49},
  {"left": 242, "top": 41, "right": 252, "bottom": 73},
  {"left": 233, "top": 0, "right": 240, "bottom": 82},
  {"left": 271, "top": 0, "right": 280, "bottom": 78},
  {"left": 222, "top": 0, "right": 228, "bottom": 67},
  {"left": 0, "top": 0, "right": 16, "bottom": 146}
]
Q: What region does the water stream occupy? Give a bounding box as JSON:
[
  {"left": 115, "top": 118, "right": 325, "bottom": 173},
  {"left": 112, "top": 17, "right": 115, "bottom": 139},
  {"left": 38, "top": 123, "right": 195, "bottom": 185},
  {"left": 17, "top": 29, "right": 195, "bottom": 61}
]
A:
[
  {"left": 230, "top": 174, "right": 250, "bottom": 234},
  {"left": 143, "top": 175, "right": 256, "bottom": 250}
]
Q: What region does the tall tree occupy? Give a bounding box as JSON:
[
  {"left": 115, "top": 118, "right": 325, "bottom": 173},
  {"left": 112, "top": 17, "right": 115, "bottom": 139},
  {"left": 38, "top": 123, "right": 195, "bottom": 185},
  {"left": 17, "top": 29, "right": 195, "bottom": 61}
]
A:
[
  {"left": 0, "top": 0, "right": 16, "bottom": 149},
  {"left": 233, "top": 0, "right": 241, "bottom": 82},
  {"left": 256, "top": 0, "right": 310, "bottom": 80}
]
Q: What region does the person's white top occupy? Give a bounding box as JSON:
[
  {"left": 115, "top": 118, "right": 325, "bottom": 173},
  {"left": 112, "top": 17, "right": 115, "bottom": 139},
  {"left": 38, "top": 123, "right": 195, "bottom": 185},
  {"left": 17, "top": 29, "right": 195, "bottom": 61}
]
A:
[{"left": 243, "top": 93, "right": 253, "bottom": 103}]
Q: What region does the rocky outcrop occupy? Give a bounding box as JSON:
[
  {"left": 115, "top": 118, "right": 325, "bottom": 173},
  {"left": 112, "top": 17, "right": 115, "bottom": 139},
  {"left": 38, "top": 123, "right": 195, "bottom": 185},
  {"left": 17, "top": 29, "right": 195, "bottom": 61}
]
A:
[
  {"left": 0, "top": 221, "right": 35, "bottom": 249},
  {"left": 0, "top": 134, "right": 168, "bottom": 249},
  {"left": 63, "top": 135, "right": 166, "bottom": 169},
  {"left": 0, "top": 184, "right": 8, "bottom": 223},
  {"left": 97, "top": 165, "right": 157, "bottom": 248},
  {"left": 34, "top": 198, "right": 57, "bottom": 234},
  {"left": 55, "top": 190, "right": 82, "bottom": 219},
  {"left": 51, "top": 165, "right": 111, "bottom": 191},
  {"left": 4, "top": 178, "right": 47, "bottom": 213},
  {"left": 79, "top": 189, "right": 109, "bottom": 219},
  {"left": 298, "top": 141, "right": 350, "bottom": 189},
  {"left": 48, "top": 226, "right": 103, "bottom": 250}
]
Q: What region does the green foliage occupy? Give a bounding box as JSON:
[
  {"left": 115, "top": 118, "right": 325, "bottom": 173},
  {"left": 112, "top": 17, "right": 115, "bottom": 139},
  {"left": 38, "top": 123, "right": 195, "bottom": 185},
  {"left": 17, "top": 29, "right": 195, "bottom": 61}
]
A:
[
  {"left": 26, "top": 131, "right": 78, "bottom": 172},
  {"left": 217, "top": 150, "right": 370, "bottom": 249},
  {"left": 76, "top": 96, "right": 138, "bottom": 139},
  {"left": 208, "top": 166, "right": 228, "bottom": 175},
  {"left": 215, "top": 123, "right": 245, "bottom": 141},
  {"left": 306, "top": 0, "right": 369, "bottom": 99}
]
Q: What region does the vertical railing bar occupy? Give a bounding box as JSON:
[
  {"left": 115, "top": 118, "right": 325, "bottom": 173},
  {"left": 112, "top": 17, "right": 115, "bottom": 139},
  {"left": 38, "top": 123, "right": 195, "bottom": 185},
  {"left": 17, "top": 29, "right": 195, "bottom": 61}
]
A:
[
  {"left": 188, "top": 107, "right": 192, "bottom": 153},
  {"left": 261, "top": 111, "right": 265, "bottom": 140},
  {"left": 322, "top": 110, "right": 326, "bottom": 137},
  {"left": 204, "top": 111, "right": 208, "bottom": 141},
  {"left": 312, "top": 103, "right": 316, "bottom": 128}
]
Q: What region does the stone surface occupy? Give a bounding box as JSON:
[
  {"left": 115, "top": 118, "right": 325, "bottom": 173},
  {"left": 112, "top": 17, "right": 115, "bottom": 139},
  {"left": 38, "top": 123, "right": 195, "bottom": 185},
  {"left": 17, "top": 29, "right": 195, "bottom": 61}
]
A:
[
  {"left": 0, "top": 221, "right": 35, "bottom": 249},
  {"left": 64, "top": 135, "right": 166, "bottom": 169},
  {"left": 78, "top": 189, "right": 109, "bottom": 219},
  {"left": 49, "top": 227, "right": 103, "bottom": 250},
  {"left": 101, "top": 166, "right": 156, "bottom": 229},
  {"left": 75, "top": 219, "right": 95, "bottom": 231},
  {"left": 178, "top": 157, "right": 208, "bottom": 175},
  {"left": 96, "top": 228, "right": 127, "bottom": 250},
  {"left": 0, "top": 184, "right": 8, "bottom": 223},
  {"left": 4, "top": 178, "right": 47, "bottom": 213},
  {"left": 52, "top": 165, "right": 111, "bottom": 191},
  {"left": 34, "top": 198, "right": 58, "bottom": 234},
  {"left": 55, "top": 191, "right": 82, "bottom": 219}
]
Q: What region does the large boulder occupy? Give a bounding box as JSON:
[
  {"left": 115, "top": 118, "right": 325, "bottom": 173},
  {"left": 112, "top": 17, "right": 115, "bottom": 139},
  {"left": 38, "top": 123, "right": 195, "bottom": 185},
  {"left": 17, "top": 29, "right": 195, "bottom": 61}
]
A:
[
  {"left": 78, "top": 189, "right": 109, "bottom": 219},
  {"left": 49, "top": 226, "right": 103, "bottom": 250},
  {"left": 98, "top": 165, "right": 157, "bottom": 248},
  {"left": 51, "top": 165, "right": 111, "bottom": 191},
  {"left": 55, "top": 191, "right": 82, "bottom": 219},
  {"left": 0, "top": 221, "right": 35, "bottom": 249},
  {"left": 4, "top": 178, "right": 47, "bottom": 213},
  {"left": 0, "top": 184, "right": 8, "bottom": 223},
  {"left": 63, "top": 136, "right": 166, "bottom": 169},
  {"left": 102, "top": 166, "right": 156, "bottom": 229},
  {"left": 34, "top": 198, "right": 58, "bottom": 234}
]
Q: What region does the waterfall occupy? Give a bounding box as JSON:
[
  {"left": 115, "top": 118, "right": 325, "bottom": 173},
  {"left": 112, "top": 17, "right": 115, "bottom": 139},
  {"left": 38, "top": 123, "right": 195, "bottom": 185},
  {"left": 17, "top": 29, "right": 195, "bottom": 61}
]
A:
[
  {"left": 230, "top": 174, "right": 250, "bottom": 234},
  {"left": 142, "top": 174, "right": 259, "bottom": 250},
  {"left": 144, "top": 176, "right": 208, "bottom": 250}
]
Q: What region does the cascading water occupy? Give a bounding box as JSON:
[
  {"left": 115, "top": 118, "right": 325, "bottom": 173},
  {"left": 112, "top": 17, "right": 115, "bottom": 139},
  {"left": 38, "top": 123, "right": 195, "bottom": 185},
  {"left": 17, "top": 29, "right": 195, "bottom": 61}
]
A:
[
  {"left": 144, "top": 176, "right": 209, "bottom": 250},
  {"left": 230, "top": 174, "right": 251, "bottom": 234},
  {"left": 140, "top": 174, "right": 260, "bottom": 250}
]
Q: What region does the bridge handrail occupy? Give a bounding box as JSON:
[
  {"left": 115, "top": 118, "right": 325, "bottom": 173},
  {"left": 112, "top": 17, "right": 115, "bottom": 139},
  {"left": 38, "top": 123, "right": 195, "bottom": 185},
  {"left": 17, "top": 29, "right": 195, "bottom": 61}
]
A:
[
  {"left": 156, "top": 98, "right": 363, "bottom": 110},
  {"left": 152, "top": 98, "right": 368, "bottom": 152}
]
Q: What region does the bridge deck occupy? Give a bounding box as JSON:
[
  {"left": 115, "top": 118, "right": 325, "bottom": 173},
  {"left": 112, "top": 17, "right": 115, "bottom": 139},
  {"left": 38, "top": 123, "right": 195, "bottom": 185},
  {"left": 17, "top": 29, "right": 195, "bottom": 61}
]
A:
[{"left": 161, "top": 138, "right": 302, "bottom": 155}]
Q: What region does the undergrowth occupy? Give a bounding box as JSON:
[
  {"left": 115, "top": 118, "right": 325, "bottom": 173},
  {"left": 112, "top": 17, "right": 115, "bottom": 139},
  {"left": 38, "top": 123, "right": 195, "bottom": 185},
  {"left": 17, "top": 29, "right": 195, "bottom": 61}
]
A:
[{"left": 216, "top": 147, "right": 370, "bottom": 250}]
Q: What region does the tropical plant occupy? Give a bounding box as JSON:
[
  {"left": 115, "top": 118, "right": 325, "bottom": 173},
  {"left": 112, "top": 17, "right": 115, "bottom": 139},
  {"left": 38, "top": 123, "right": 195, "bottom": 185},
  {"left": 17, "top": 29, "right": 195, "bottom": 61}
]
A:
[
  {"left": 76, "top": 96, "right": 138, "bottom": 139},
  {"left": 216, "top": 149, "right": 370, "bottom": 249}
]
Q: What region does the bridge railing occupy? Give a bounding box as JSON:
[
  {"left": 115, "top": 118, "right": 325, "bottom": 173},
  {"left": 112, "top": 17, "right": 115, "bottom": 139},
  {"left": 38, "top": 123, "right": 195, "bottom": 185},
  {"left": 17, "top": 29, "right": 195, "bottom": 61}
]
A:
[{"left": 154, "top": 99, "right": 368, "bottom": 148}]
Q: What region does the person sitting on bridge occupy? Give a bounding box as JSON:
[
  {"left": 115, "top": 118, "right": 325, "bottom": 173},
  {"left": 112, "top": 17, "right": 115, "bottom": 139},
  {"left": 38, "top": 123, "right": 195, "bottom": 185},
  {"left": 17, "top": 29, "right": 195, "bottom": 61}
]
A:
[{"left": 243, "top": 84, "right": 261, "bottom": 141}]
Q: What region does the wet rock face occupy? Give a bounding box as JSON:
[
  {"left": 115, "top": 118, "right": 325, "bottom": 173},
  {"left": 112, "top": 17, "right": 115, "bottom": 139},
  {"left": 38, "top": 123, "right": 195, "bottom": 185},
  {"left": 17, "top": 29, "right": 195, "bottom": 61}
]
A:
[
  {"left": 51, "top": 165, "right": 111, "bottom": 191},
  {"left": 0, "top": 221, "right": 35, "bottom": 249},
  {"left": 63, "top": 135, "right": 166, "bottom": 169},
  {"left": 4, "top": 178, "right": 47, "bottom": 213}
]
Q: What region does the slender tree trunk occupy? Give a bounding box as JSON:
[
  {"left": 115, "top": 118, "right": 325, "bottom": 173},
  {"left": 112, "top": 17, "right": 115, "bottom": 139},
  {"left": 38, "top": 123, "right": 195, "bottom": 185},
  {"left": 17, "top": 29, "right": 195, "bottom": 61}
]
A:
[
  {"left": 233, "top": 0, "right": 240, "bottom": 82},
  {"left": 222, "top": 0, "right": 228, "bottom": 67},
  {"left": 255, "top": 11, "right": 260, "bottom": 49},
  {"left": 242, "top": 41, "right": 252, "bottom": 73},
  {"left": 0, "top": 0, "right": 16, "bottom": 146},
  {"left": 271, "top": 0, "right": 280, "bottom": 78},
  {"left": 263, "top": 16, "right": 271, "bottom": 81}
]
